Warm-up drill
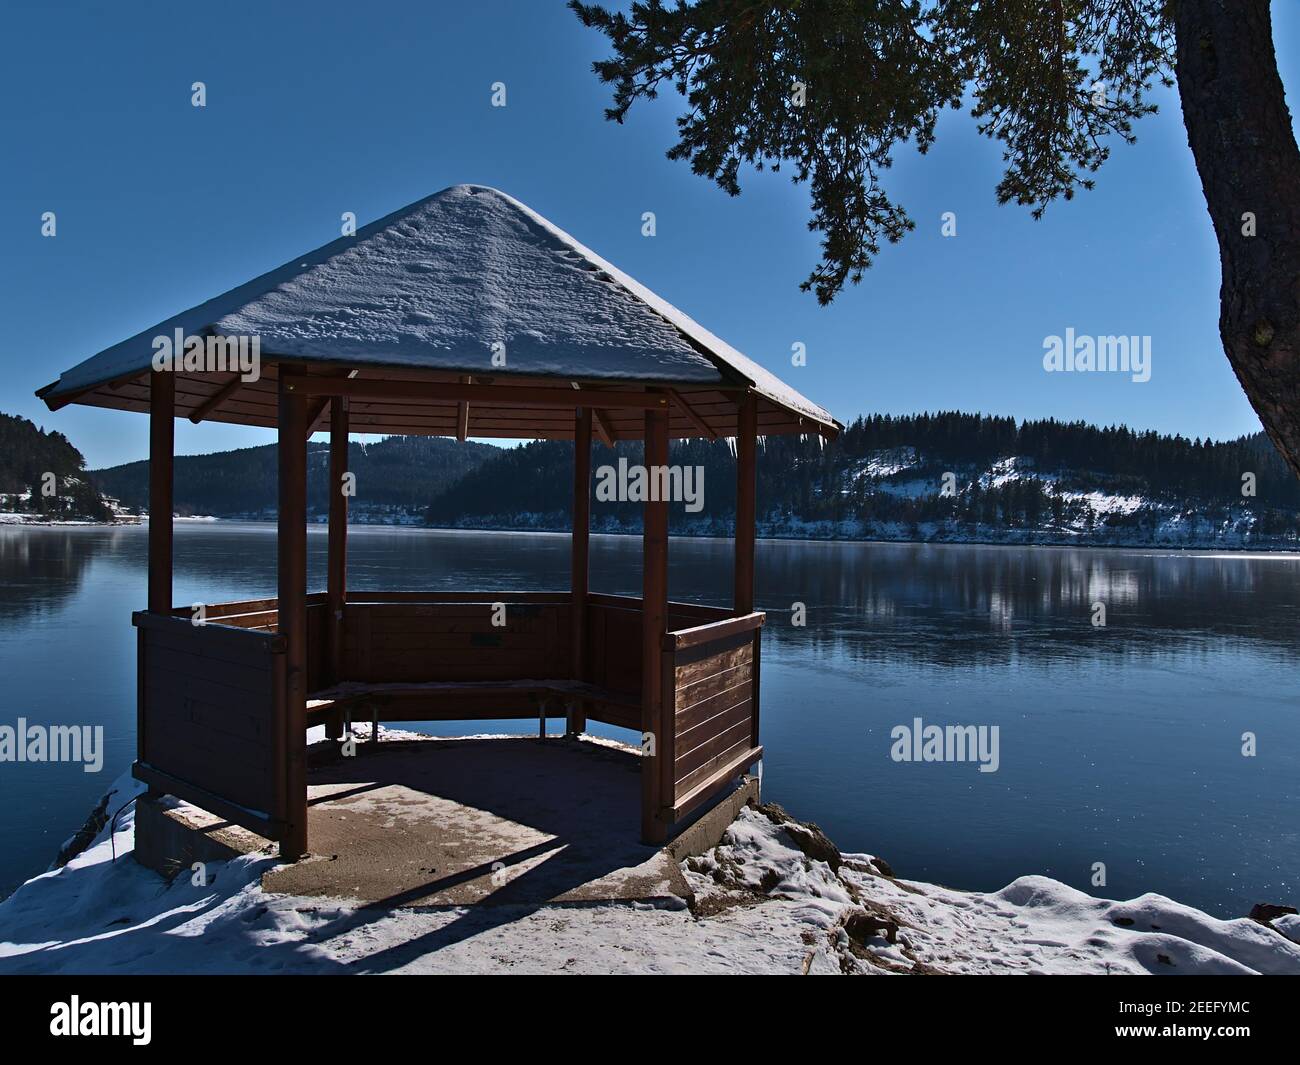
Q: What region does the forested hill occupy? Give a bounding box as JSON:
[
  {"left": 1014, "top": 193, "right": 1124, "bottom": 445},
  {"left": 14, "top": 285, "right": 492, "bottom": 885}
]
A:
[
  {"left": 426, "top": 412, "right": 1300, "bottom": 548},
  {"left": 0, "top": 413, "right": 111, "bottom": 521},
  {"left": 41, "top": 410, "right": 1300, "bottom": 548},
  {"left": 93, "top": 435, "right": 498, "bottom": 519}
]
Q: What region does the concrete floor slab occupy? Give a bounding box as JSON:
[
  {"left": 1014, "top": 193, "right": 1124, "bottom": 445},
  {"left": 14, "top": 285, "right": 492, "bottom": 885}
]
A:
[{"left": 262, "top": 736, "right": 693, "bottom": 908}]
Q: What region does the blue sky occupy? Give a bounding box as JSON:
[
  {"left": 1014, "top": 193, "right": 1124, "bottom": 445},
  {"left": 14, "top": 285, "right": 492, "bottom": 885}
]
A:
[{"left": 2, "top": 1, "right": 1296, "bottom": 468}]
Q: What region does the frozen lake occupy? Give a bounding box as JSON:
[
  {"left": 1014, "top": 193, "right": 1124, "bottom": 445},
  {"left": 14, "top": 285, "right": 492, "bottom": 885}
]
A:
[{"left": 0, "top": 522, "right": 1296, "bottom": 915}]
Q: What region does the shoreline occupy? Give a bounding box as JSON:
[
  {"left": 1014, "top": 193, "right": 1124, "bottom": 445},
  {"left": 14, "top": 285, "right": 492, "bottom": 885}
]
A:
[
  {"left": 8, "top": 514, "right": 1300, "bottom": 555},
  {"left": 4, "top": 756, "right": 1297, "bottom": 976}
]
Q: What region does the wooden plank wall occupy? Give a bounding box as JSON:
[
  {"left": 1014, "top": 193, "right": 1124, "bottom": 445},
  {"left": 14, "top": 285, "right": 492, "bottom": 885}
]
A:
[
  {"left": 586, "top": 600, "right": 643, "bottom": 697},
  {"left": 585, "top": 596, "right": 732, "bottom": 704},
  {"left": 136, "top": 613, "right": 285, "bottom": 822},
  {"left": 341, "top": 600, "right": 572, "bottom": 683},
  {"left": 670, "top": 627, "right": 760, "bottom": 807},
  {"left": 135, "top": 592, "right": 764, "bottom": 838},
  {"left": 173, "top": 596, "right": 330, "bottom": 693}
]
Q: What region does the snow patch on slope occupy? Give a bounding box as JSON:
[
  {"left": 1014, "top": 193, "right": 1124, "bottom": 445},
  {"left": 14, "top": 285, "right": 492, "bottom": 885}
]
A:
[{"left": 851, "top": 447, "right": 919, "bottom": 481}]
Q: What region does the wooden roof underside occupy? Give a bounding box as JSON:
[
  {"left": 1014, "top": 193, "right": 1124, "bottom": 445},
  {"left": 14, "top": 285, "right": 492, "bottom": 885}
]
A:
[{"left": 54, "top": 363, "right": 831, "bottom": 441}]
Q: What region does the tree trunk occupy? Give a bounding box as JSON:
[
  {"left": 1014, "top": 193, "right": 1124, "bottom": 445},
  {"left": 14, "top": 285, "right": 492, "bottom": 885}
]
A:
[{"left": 1175, "top": 0, "right": 1300, "bottom": 480}]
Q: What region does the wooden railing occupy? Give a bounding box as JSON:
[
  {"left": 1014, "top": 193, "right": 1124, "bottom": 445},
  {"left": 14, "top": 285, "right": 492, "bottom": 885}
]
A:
[
  {"left": 133, "top": 609, "right": 290, "bottom": 841},
  {"left": 135, "top": 591, "right": 763, "bottom": 843},
  {"left": 584, "top": 593, "right": 731, "bottom": 711},
  {"left": 167, "top": 595, "right": 330, "bottom": 691},
  {"left": 661, "top": 611, "right": 765, "bottom": 821}
]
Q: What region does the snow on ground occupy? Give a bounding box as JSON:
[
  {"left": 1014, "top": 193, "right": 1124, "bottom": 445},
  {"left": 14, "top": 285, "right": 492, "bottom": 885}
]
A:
[
  {"left": 0, "top": 513, "right": 105, "bottom": 526},
  {"left": 5, "top": 775, "right": 1294, "bottom": 972},
  {"left": 685, "top": 808, "right": 1300, "bottom": 975},
  {"left": 1275, "top": 914, "right": 1300, "bottom": 943},
  {"left": 0, "top": 774, "right": 1296, "bottom": 975}
]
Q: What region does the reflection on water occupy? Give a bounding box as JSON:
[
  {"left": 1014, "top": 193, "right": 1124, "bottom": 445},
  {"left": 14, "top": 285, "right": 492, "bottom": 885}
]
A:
[
  {"left": 0, "top": 523, "right": 1296, "bottom": 914},
  {"left": 758, "top": 541, "right": 1300, "bottom": 667},
  {"left": 0, "top": 523, "right": 115, "bottom": 621}
]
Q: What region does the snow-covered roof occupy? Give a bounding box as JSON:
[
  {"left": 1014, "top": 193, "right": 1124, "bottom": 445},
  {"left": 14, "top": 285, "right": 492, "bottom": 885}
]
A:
[{"left": 39, "top": 185, "right": 838, "bottom": 439}]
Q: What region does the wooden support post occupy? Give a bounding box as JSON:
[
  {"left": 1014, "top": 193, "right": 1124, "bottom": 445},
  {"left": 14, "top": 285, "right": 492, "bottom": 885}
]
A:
[
  {"left": 641, "top": 401, "right": 670, "bottom": 844},
  {"left": 141, "top": 371, "right": 173, "bottom": 797},
  {"left": 735, "top": 393, "right": 759, "bottom": 756},
  {"left": 326, "top": 397, "right": 349, "bottom": 731},
  {"left": 148, "top": 370, "right": 174, "bottom": 614},
  {"left": 569, "top": 407, "right": 591, "bottom": 738},
  {"left": 734, "top": 393, "right": 757, "bottom": 615},
  {"left": 278, "top": 371, "right": 309, "bottom": 860}
]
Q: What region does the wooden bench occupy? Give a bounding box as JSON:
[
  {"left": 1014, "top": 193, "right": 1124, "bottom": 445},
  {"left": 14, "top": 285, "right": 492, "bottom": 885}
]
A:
[{"left": 306, "top": 678, "right": 642, "bottom": 740}]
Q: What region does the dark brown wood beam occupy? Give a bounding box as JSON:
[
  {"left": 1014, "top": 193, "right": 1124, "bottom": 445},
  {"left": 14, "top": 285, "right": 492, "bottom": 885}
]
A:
[
  {"left": 278, "top": 370, "right": 309, "bottom": 861},
  {"left": 108, "top": 372, "right": 145, "bottom": 392},
  {"left": 569, "top": 407, "right": 592, "bottom": 737},
  {"left": 148, "top": 371, "right": 174, "bottom": 613},
  {"left": 43, "top": 369, "right": 147, "bottom": 410},
  {"left": 189, "top": 373, "right": 245, "bottom": 424},
  {"left": 591, "top": 408, "right": 616, "bottom": 446},
  {"left": 668, "top": 389, "right": 717, "bottom": 440},
  {"left": 304, "top": 397, "right": 330, "bottom": 437},
  {"left": 641, "top": 398, "right": 670, "bottom": 845},
  {"left": 326, "top": 397, "right": 349, "bottom": 697},
  {"left": 662, "top": 610, "right": 764, "bottom": 651},
  {"left": 289, "top": 376, "right": 672, "bottom": 412},
  {"left": 305, "top": 369, "right": 359, "bottom": 437},
  {"left": 734, "top": 393, "right": 757, "bottom": 615}
]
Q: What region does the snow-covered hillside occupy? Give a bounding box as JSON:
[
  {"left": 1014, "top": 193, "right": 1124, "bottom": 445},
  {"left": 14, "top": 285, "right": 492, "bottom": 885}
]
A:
[
  {"left": 811, "top": 449, "right": 1298, "bottom": 550},
  {"left": 419, "top": 431, "right": 1300, "bottom": 551},
  {"left": 2, "top": 765, "right": 1295, "bottom": 975}
]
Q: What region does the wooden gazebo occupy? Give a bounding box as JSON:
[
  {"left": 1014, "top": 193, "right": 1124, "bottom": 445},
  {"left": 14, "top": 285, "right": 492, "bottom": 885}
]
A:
[{"left": 38, "top": 185, "right": 839, "bottom": 858}]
